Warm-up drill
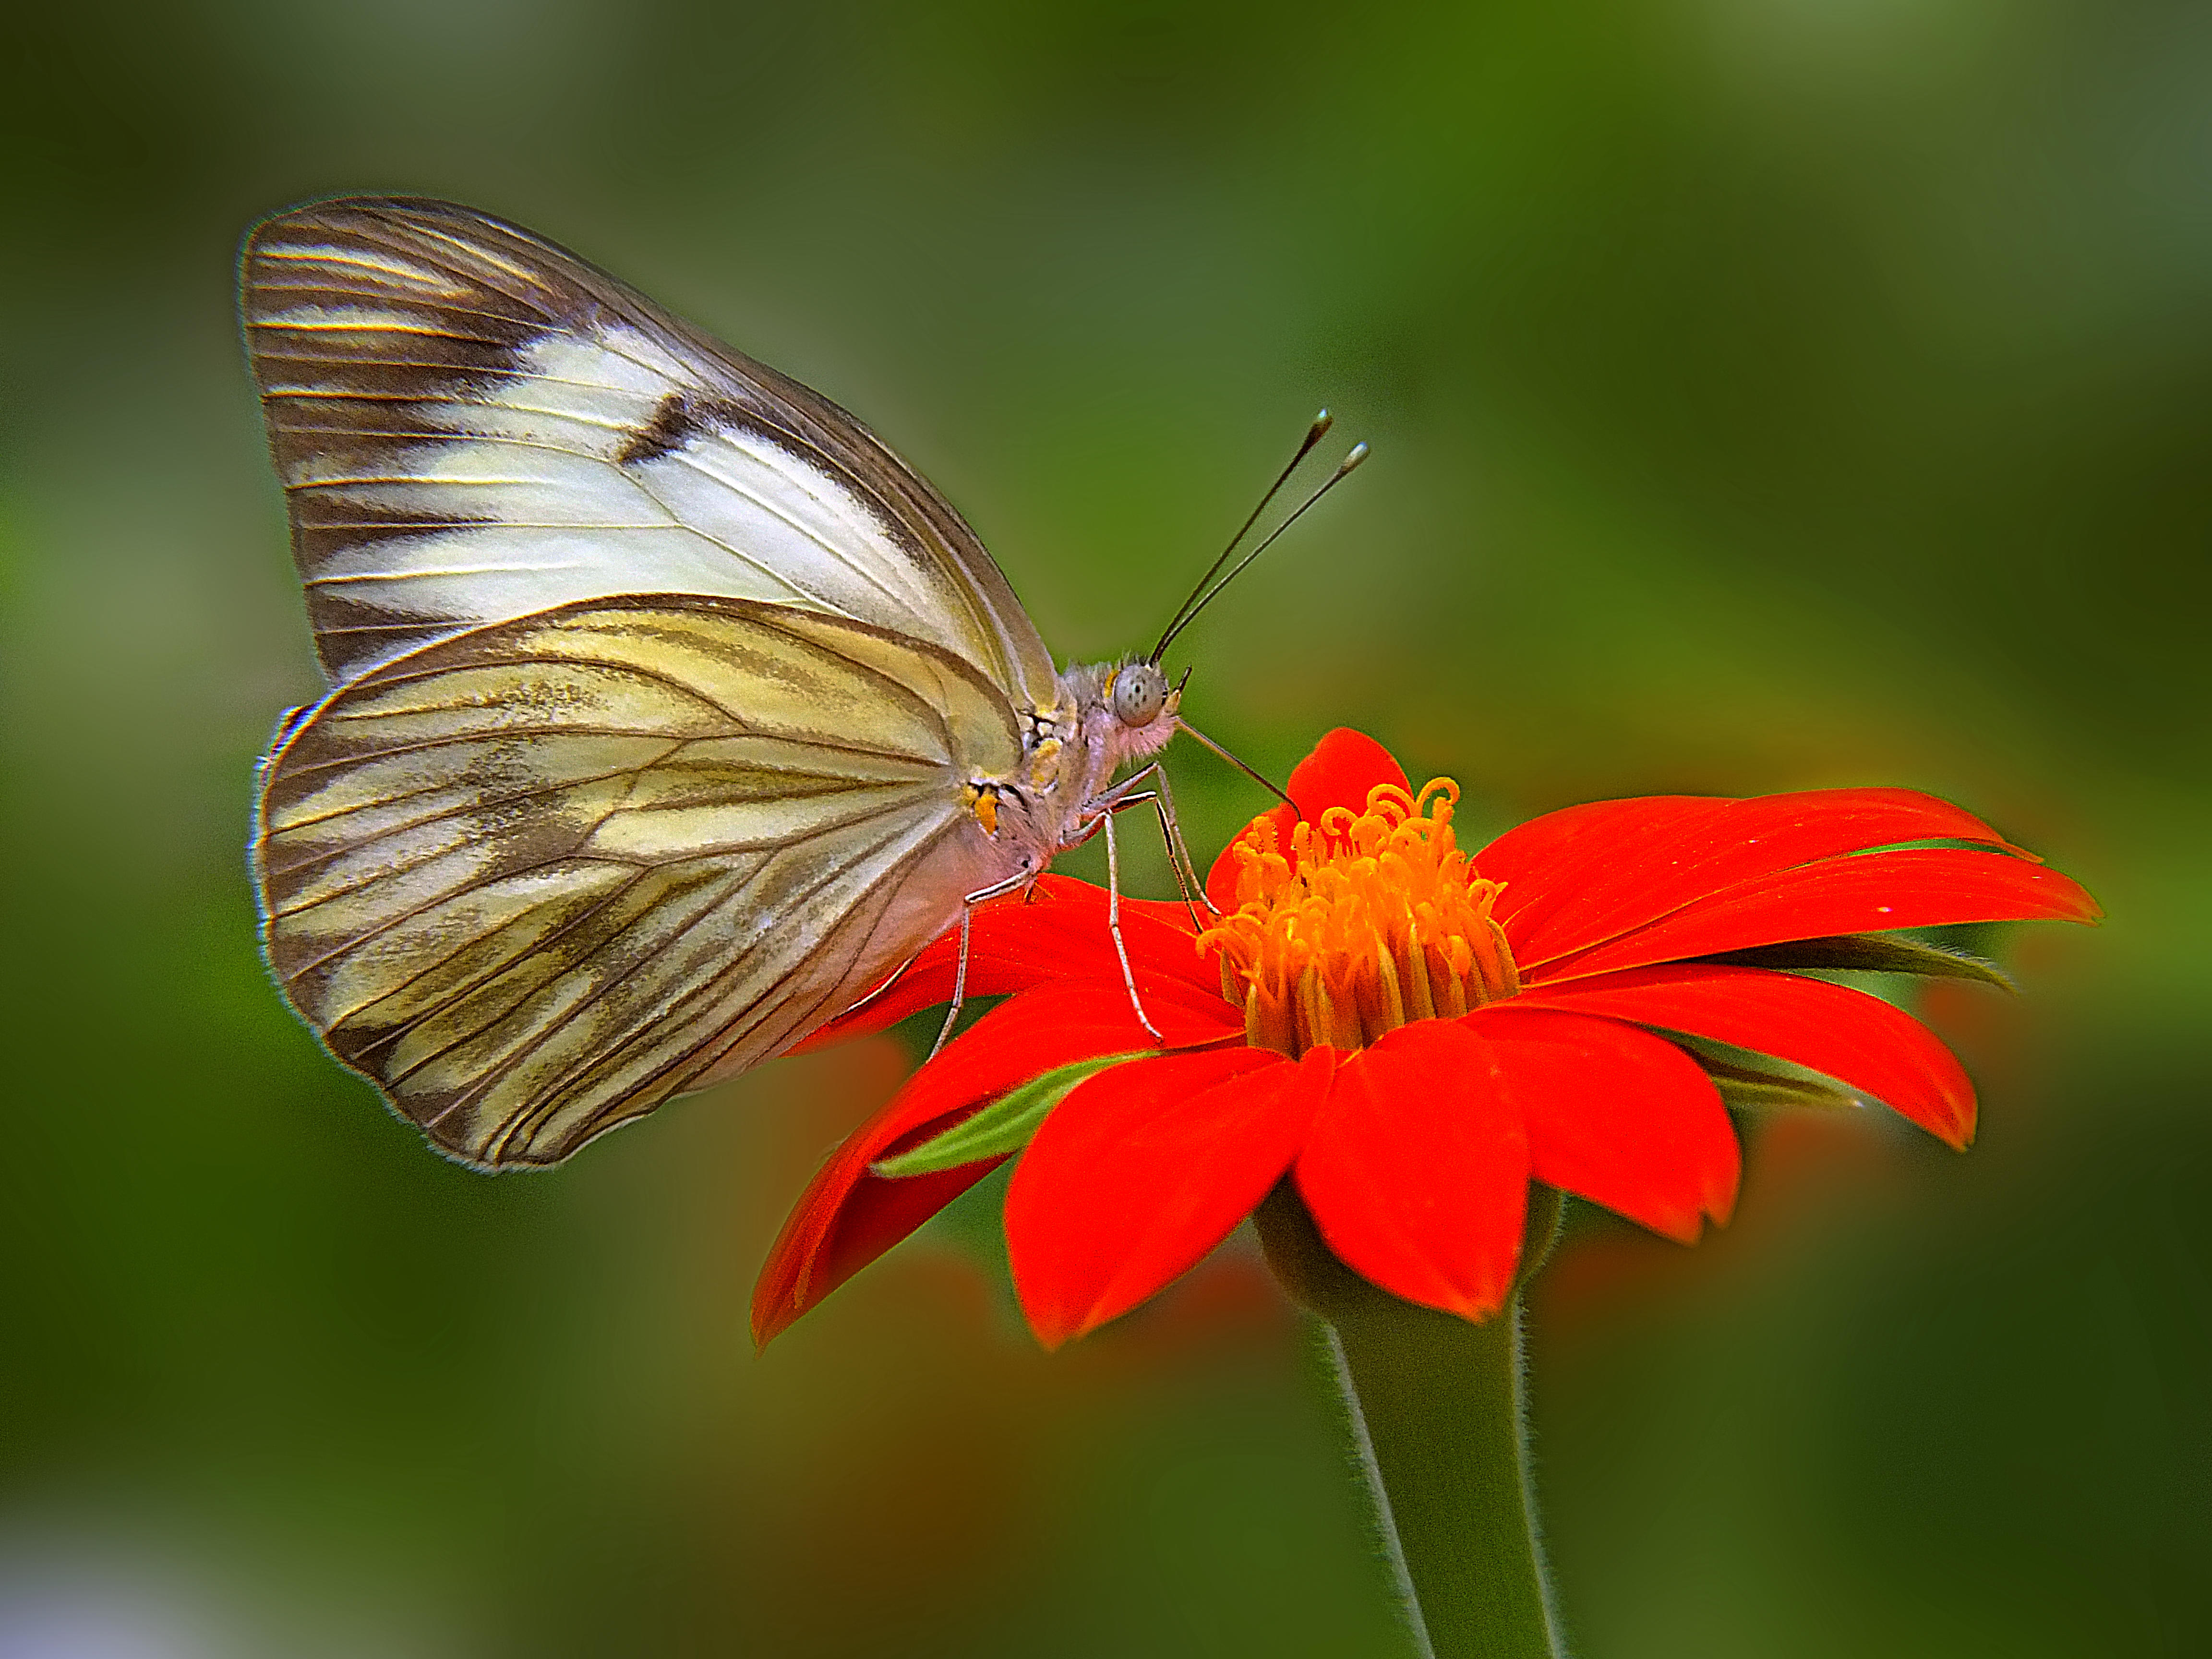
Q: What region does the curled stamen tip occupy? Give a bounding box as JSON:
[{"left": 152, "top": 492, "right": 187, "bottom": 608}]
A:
[{"left": 1199, "top": 773, "right": 1516, "bottom": 1055}]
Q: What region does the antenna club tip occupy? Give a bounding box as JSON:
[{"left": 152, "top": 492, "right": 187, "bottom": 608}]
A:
[{"left": 1341, "top": 442, "right": 1370, "bottom": 470}]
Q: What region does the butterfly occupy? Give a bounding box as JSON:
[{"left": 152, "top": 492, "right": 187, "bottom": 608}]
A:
[{"left": 243, "top": 197, "right": 1357, "bottom": 1170}]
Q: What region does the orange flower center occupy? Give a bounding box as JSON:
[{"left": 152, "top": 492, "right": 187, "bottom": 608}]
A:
[{"left": 1197, "top": 779, "right": 1520, "bottom": 1057}]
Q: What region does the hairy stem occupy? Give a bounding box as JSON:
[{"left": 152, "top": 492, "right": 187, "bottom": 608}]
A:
[{"left": 1257, "top": 1184, "right": 1566, "bottom": 1659}]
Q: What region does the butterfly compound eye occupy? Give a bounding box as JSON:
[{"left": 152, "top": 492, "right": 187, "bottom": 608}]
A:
[{"left": 1113, "top": 663, "right": 1169, "bottom": 728}]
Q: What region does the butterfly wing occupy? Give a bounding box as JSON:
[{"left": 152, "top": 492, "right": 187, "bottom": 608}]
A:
[
  {"left": 255, "top": 596, "right": 1034, "bottom": 1167},
  {"left": 240, "top": 196, "right": 1063, "bottom": 709}
]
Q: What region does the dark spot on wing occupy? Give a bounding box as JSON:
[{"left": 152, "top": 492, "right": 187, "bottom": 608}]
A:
[{"left": 618, "top": 392, "right": 700, "bottom": 467}]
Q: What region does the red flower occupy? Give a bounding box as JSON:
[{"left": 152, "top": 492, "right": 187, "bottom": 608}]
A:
[{"left": 753, "top": 730, "right": 2098, "bottom": 1348}]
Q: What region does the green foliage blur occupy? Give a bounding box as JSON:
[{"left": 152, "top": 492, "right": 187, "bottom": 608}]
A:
[{"left": 2, "top": 1, "right": 2204, "bottom": 1653}]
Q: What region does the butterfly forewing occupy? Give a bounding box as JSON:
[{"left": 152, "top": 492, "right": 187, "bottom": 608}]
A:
[
  {"left": 255, "top": 595, "right": 1031, "bottom": 1166},
  {"left": 241, "top": 197, "right": 1061, "bottom": 707}
]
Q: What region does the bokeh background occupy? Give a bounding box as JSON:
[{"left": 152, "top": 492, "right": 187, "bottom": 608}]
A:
[{"left": 2, "top": 1, "right": 2205, "bottom": 1654}]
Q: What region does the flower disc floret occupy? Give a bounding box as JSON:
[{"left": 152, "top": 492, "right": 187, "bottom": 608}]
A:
[{"left": 1200, "top": 779, "right": 1520, "bottom": 1056}]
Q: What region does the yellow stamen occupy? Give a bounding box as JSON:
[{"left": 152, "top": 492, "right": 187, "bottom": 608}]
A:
[{"left": 1196, "top": 778, "right": 1517, "bottom": 1057}]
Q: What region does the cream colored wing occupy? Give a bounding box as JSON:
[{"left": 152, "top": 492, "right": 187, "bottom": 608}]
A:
[
  {"left": 254, "top": 596, "right": 1029, "bottom": 1168},
  {"left": 240, "top": 196, "right": 1062, "bottom": 711}
]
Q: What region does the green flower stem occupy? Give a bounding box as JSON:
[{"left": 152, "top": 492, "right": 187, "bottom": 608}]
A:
[{"left": 1256, "top": 1184, "right": 1567, "bottom": 1659}]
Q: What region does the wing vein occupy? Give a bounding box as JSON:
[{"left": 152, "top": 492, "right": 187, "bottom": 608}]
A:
[
  {"left": 252, "top": 320, "right": 517, "bottom": 345},
  {"left": 640, "top": 441, "right": 918, "bottom": 617},
  {"left": 333, "top": 868, "right": 657, "bottom": 1062},
  {"left": 264, "top": 745, "right": 685, "bottom": 852},
  {"left": 466, "top": 804, "right": 957, "bottom": 1149},
  {"left": 557, "top": 810, "right": 966, "bottom": 1130}
]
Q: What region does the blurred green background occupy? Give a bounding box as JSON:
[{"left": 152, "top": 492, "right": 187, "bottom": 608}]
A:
[{"left": 2, "top": 0, "right": 2204, "bottom": 1653}]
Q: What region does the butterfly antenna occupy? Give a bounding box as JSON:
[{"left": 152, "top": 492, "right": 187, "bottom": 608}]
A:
[
  {"left": 1152, "top": 441, "right": 1368, "bottom": 662},
  {"left": 1149, "top": 410, "right": 1335, "bottom": 663},
  {"left": 1177, "top": 719, "right": 1295, "bottom": 808}
]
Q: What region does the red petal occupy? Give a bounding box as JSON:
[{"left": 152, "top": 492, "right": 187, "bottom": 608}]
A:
[
  {"left": 1476, "top": 794, "right": 1722, "bottom": 912},
  {"left": 751, "top": 983, "right": 1236, "bottom": 1345},
  {"left": 1483, "top": 788, "right": 2041, "bottom": 970},
  {"left": 1512, "top": 962, "right": 1980, "bottom": 1148},
  {"left": 1288, "top": 727, "right": 1411, "bottom": 822},
  {"left": 1528, "top": 846, "right": 2101, "bottom": 981},
  {"left": 1294, "top": 1021, "right": 1530, "bottom": 1321},
  {"left": 1006, "top": 1047, "right": 1326, "bottom": 1346},
  {"left": 796, "top": 875, "right": 1216, "bottom": 1049},
  {"left": 1461, "top": 1006, "right": 1739, "bottom": 1240},
  {"left": 1204, "top": 728, "right": 1408, "bottom": 907}
]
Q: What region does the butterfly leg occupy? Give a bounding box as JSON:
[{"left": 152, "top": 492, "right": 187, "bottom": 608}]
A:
[
  {"left": 832, "top": 948, "right": 926, "bottom": 1023},
  {"left": 1134, "top": 764, "right": 1218, "bottom": 926},
  {"left": 1083, "top": 764, "right": 1214, "bottom": 926},
  {"left": 926, "top": 864, "right": 1038, "bottom": 1061},
  {"left": 1102, "top": 808, "right": 1166, "bottom": 1046}
]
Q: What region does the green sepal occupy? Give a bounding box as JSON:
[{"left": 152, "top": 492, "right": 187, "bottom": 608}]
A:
[
  {"left": 871, "top": 1051, "right": 1153, "bottom": 1178},
  {"left": 1664, "top": 1031, "right": 1870, "bottom": 1113},
  {"left": 1699, "top": 1054, "right": 1863, "bottom": 1113},
  {"left": 1695, "top": 932, "right": 2013, "bottom": 989}
]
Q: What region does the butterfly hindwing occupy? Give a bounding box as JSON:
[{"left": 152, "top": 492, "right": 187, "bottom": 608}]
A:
[
  {"left": 254, "top": 595, "right": 1028, "bottom": 1167},
  {"left": 241, "top": 196, "right": 1062, "bottom": 709}
]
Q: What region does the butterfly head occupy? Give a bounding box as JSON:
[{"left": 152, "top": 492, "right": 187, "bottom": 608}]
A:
[
  {"left": 1111, "top": 661, "right": 1175, "bottom": 732},
  {"left": 1041, "top": 659, "right": 1183, "bottom": 809},
  {"left": 1094, "top": 662, "right": 1180, "bottom": 769}
]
